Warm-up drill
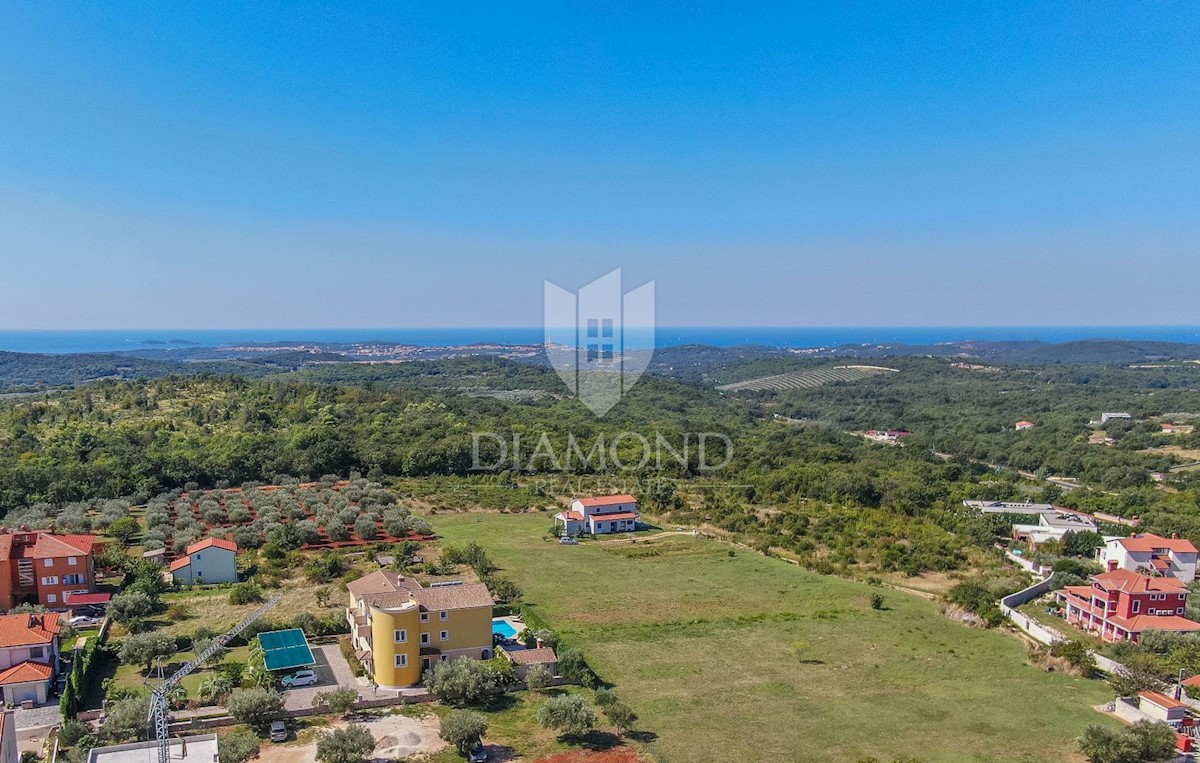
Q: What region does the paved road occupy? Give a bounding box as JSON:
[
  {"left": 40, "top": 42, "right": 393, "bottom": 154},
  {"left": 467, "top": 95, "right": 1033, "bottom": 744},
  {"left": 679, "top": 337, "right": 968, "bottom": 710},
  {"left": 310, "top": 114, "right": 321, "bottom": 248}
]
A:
[{"left": 281, "top": 643, "right": 367, "bottom": 710}]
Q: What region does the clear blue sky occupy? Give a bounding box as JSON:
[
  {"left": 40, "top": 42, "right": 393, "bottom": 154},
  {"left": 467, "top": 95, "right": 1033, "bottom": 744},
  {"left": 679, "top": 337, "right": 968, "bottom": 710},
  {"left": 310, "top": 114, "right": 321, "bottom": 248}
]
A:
[{"left": 1, "top": 3, "right": 1198, "bottom": 329}]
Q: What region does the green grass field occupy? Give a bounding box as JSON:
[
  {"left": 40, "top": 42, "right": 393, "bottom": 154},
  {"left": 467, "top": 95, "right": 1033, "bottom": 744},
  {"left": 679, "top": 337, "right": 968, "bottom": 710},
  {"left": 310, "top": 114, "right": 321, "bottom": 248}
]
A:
[{"left": 435, "top": 512, "right": 1115, "bottom": 763}]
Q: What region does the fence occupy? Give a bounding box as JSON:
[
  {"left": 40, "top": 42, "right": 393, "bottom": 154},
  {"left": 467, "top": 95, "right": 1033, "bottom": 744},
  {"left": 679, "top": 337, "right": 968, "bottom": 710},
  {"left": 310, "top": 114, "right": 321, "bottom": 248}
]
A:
[{"left": 167, "top": 691, "right": 436, "bottom": 734}]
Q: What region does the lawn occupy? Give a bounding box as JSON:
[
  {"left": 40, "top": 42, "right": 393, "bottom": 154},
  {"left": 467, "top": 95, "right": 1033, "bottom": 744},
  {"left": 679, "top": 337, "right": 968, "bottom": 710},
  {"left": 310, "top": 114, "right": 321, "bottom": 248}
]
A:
[{"left": 434, "top": 512, "right": 1117, "bottom": 763}]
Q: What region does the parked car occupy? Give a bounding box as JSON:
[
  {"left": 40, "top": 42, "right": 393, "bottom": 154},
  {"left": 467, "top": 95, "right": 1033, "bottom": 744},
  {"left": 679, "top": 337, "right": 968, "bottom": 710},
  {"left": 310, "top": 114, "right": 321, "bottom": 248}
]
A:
[
  {"left": 559, "top": 536, "right": 578, "bottom": 545},
  {"left": 280, "top": 669, "right": 318, "bottom": 688},
  {"left": 69, "top": 615, "right": 100, "bottom": 627},
  {"left": 468, "top": 744, "right": 488, "bottom": 762},
  {"left": 269, "top": 720, "right": 288, "bottom": 742}
]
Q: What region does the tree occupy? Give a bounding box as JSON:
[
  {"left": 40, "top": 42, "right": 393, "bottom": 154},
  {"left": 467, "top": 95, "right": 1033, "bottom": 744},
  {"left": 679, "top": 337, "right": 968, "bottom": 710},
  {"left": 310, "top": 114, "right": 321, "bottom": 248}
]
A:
[
  {"left": 1079, "top": 720, "right": 1176, "bottom": 763},
  {"left": 556, "top": 647, "right": 589, "bottom": 684},
  {"left": 312, "top": 686, "right": 358, "bottom": 716},
  {"left": 526, "top": 664, "right": 552, "bottom": 691},
  {"left": 101, "top": 695, "right": 151, "bottom": 742},
  {"left": 603, "top": 701, "right": 637, "bottom": 736},
  {"left": 537, "top": 694, "right": 596, "bottom": 738},
  {"left": 197, "top": 674, "right": 235, "bottom": 704},
  {"left": 1050, "top": 639, "right": 1097, "bottom": 677},
  {"left": 108, "top": 516, "right": 140, "bottom": 545},
  {"left": 218, "top": 728, "right": 262, "bottom": 763},
  {"left": 108, "top": 590, "right": 156, "bottom": 624},
  {"left": 1108, "top": 652, "right": 1168, "bottom": 697},
  {"left": 522, "top": 628, "right": 560, "bottom": 651},
  {"left": 316, "top": 724, "right": 375, "bottom": 763},
  {"left": 483, "top": 576, "right": 522, "bottom": 605},
  {"left": 439, "top": 709, "right": 489, "bottom": 755},
  {"left": 226, "top": 687, "right": 284, "bottom": 730},
  {"left": 424, "top": 659, "right": 500, "bottom": 707},
  {"left": 118, "top": 632, "right": 176, "bottom": 674},
  {"left": 229, "top": 582, "right": 264, "bottom": 605}
]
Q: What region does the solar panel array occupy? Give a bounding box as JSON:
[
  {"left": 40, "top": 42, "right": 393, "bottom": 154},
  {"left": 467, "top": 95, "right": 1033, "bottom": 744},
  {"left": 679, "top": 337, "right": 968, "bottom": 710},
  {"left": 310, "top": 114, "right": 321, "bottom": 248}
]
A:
[{"left": 258, "top": 628, "right": 316, "bottom": 671}]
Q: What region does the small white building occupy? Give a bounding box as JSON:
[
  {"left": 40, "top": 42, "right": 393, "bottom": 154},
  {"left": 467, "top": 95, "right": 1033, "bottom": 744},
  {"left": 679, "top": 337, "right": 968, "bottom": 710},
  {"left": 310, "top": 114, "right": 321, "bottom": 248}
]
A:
[
  {"left": 555, "top": 495, "right": 640, "bottom": 535},
  {"left": 170, "top": 537, "right": 239, "bottom": 585},
  {"left": 1101, "top": 412, "right": 1134, "bottom": 423},
  {"left": 1012, "top": 511, "right": 1098, "bottom": 548},
  {"left": 1099, "top": 533, "right": 1199, "bottom": 583},
  {"left": 87, "top": 734, "right": 219, "bottom": 763},
  {"left": 1138, "top": 690, "right": 1189, "bottom": 724}
]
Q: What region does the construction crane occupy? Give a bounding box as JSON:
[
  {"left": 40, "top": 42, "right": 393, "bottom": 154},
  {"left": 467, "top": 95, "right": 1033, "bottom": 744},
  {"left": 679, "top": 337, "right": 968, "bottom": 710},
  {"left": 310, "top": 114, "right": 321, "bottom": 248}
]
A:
[{"left": 147, "top": 593, "right": 282, "bottom": 763}]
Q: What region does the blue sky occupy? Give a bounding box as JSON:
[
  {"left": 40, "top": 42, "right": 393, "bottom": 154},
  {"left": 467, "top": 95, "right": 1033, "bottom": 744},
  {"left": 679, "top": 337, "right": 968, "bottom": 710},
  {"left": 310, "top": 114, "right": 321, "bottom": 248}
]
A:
[{"left": 1, "top": 2, "right": 1198, "bottom": 329}]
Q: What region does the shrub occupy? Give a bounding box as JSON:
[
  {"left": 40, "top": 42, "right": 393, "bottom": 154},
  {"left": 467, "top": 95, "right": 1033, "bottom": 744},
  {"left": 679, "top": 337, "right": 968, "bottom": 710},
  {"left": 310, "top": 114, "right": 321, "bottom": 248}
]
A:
[
  {"left": 537, "top": 695, "right": 596, "bottom": 738},
  {"left": 311, "top": 687, "right": 358, "bottom": 716},
  {"left": 316, "top": 724, "right": 375, "bottom": 763},
  {"left": 439, "top": 709, "right": 489, "bottom": 755},
  {"left": 424, "top": 659, "right": 500, "bottom": 707},
  {"left": 226, "top": 687, "right": 284, "bottom": 730},
  {"left": 218, "top": 728, "right": 262, "bottom": 763},
  {"left": 229, "top": 582, "right": 264, "bottom": 605},
  {"left": 526, "top": 664, "right": 552, "bottom": 691}
]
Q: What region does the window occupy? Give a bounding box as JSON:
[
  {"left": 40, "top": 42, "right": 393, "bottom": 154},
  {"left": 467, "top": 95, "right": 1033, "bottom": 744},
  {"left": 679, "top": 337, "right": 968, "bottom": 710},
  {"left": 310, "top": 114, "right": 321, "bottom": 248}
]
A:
[
  {"left": 29, "top": 646, "right": 43, "bottom": 659},
  {"left": 440, "top": 630, "right": 449, "bottom": 641},
  {"left": 394, "top": 629, "right": 407, "bottom": 644},
  {"left": 68, "top": 557, "right": 77, "bottom": 566},
  {"left": 40, "top": 576, "right": 58, "bottom": 586},
  {"left": 1133, "top": 600, "right": 1141, "bottom": 613},
  {"left": 439, "top": 611, "right": 448, "bottom": 621},
  {"left": 421, "top": 633, "right": 430, "bottom": 645},
  {"left": 64, "top": 574, "right": 85, "bottom": 585},
  {"left": 46, "top": 594, "right": 56, "bottom": 603},
  {"left": 394, "top": 654, "right": 407, "bottom": 668},
  {"left": 1180, "top": 608, "right": 1187, "bottom": 615},
  {"left": 420, "top": 612, "right": 429, "bottom": 623},
  {"left": 43, "top": 559, "right": 53, "bottom": 568},
  {"left": 439, "top": 655, "right": 447, "bottom": 662}
]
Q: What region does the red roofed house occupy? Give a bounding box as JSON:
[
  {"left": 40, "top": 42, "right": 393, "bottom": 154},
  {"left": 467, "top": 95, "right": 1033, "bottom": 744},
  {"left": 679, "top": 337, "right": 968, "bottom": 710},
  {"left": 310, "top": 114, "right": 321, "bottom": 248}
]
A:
[
  {"left": 1056, "top": 569, "right": 1200, "bottom": 643},
  {"left": 1015, "top": 421, "right": 1035, "bottom": 431},
  {"left": 0, "top": 530, "right": 99, "bottom": 610},
  {"left": 555, "top": 495, "right": 640, "bottom": 535},
  {"left": 1098, "top": 533, "right": 1198, "bottom": 584},
  {"left": 0, "top": 612, "right": 61, "bottom": 705},
  {"left": 171, "top": 537, "right": 239, "bottom": 585}
]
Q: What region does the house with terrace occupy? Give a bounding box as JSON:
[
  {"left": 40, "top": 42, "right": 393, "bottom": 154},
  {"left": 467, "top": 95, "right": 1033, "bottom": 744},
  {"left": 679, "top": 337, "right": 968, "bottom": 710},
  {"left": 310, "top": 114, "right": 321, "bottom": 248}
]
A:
[
  {"left": 345, "top": 570, "right": 494, "bottom": 690},
  {"left": 0, "top": 530, "right": 99, "bottom": 610},
  {"left": 1055, "top": 569, "right": 1200, "bottom": 643},
  {"left": 1098, "top": 533, "right": 1198, "bottom": 583},
  {"left": 0, "top": 612, "right": 61, "bottom": 705},
  {"left": 555, "top": 494, "right": 640, "bottom": 535}
]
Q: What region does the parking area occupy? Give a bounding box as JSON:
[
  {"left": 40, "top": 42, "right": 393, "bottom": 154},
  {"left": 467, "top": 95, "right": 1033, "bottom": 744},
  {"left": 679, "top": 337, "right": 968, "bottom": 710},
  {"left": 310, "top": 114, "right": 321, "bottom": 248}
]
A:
[{"left": 280, "top": 643, "right": 367, "bottom": 710}]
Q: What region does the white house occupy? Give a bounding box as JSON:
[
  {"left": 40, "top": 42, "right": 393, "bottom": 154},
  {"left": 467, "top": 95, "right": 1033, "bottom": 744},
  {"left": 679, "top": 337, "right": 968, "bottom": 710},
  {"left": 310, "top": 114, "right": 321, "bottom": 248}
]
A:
[
  {"left": 1099, "top": 533, "right": 1198, "bottom": 583},
  {"left": 1102, "top": 412, "right": 1134, "bottom": 424},
  {"left": 0, "top": 612, "right": 60, "bottom": 705},
  {"left": 1012, "top": 511, "right": 1098, "bottom": 547},
  {"left": 555, "top": 495, "right": 640, "bottom": 535},
  {"left": 170, "top": 537, "right": 239, "bottom": 585}
]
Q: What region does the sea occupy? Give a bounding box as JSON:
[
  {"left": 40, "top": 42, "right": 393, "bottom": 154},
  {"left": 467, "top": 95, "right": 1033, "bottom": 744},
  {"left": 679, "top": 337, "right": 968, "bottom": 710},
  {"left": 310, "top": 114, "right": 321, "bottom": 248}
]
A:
[{"left": 3, "top": 327, "right": 1200, "bottom": 355}]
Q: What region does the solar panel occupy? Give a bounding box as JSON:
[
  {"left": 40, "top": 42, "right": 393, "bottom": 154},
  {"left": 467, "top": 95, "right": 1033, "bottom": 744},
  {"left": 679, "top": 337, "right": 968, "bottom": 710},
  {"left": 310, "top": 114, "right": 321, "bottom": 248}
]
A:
[{"left": 258, "top": 628, "right": 316, "bottom": 671}]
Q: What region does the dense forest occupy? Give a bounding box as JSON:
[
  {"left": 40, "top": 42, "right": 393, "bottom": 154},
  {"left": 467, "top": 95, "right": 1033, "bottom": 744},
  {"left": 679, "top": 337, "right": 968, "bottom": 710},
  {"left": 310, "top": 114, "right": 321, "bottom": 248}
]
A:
[{"left": 3, "top": 355, "right": 1200, "bottom": 577}]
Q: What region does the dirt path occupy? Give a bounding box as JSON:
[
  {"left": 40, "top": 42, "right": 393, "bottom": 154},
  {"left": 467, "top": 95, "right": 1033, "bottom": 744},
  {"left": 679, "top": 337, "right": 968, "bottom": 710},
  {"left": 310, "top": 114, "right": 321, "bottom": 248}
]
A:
[{"left": 256, "top": 712, "right": 445, "bottom": 763}]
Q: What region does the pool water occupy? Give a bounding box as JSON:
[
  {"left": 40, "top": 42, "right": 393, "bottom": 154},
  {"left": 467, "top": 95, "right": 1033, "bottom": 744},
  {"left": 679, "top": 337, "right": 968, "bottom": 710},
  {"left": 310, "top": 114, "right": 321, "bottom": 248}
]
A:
[{"left": 493, "top": 619, "right": 520, "bottom": 639}]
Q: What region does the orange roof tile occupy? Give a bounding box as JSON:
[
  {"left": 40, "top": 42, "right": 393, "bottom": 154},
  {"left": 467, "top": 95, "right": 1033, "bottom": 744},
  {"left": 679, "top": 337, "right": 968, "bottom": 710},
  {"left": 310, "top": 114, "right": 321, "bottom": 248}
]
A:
[
  {"left": 185, "top": 537, "right": 238, "bottom": 555},
  {"left": 1092, "top": 569, "right": 1187, "bottom": 593},
  {"left": 169, "top": 558, "right": 190, "bottom": 572},
  {"left": 0, "top": 613, "right": 60, "bottom": 648},
  {"left": 1117, "top": 533, "right": 1198, "bottom": 554},
  {"left": 0, "top": 662, "right": 52, "bottom": 685},
  {"left": 30, "top": 533, "right": 96, "bottom": 559},
  {"left": 591, "top": 512, "right": 638, "bottom": 521},
  {"left": 577, "top": 494, "right": 637, "bottom": 508},
  {"left": 1140, "top": 690, "right": 1188, "bottom": 710}
]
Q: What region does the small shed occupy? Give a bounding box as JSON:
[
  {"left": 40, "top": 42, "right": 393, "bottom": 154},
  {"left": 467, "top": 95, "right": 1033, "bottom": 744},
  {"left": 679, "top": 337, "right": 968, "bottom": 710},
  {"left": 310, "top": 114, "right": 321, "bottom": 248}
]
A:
[
  {"left": 1139, "top": 690, "right": 1189, "bottom": 723},
  {"left": 505, "top": 646, "right": 558, "bottom": 681}
]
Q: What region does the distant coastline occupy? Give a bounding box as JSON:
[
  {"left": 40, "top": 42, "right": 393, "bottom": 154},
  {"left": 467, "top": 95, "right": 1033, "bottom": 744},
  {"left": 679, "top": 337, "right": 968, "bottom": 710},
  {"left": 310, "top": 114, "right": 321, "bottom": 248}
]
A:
[{"left": 2, "top": 326, "right": 1200, "bottom": 355}]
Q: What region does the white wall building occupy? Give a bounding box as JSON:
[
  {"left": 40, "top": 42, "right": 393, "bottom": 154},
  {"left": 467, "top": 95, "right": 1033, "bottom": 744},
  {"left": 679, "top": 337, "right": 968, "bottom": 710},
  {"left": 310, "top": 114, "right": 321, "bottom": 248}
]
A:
[
  {"left": 555, "top": 495, "right": 640, "bottom": 535},
  {"left": 171, "top": 537, "right": 239, "bottom": 585},
  {"left": 1099, "top": 533, "right": 1198, "bottom": 583}
]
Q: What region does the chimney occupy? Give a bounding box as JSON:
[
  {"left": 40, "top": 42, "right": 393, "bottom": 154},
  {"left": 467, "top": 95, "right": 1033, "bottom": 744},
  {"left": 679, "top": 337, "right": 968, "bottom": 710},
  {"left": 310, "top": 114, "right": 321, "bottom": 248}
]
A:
[{"left": 535, "top": 637, "right": 545, "bottom": 649}]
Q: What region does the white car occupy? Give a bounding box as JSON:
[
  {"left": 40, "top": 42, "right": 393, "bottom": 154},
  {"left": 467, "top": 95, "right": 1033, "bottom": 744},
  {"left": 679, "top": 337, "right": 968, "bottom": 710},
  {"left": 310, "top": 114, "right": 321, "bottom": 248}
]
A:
[
  {"left": 280, "top": 669, "right": 318, "bottom": 688},
  {"left": 69, "top": 615, "right": 100, "bottom": 627},
  {"left": 559, "top": 536, "right": 579, "bottom": 545}
]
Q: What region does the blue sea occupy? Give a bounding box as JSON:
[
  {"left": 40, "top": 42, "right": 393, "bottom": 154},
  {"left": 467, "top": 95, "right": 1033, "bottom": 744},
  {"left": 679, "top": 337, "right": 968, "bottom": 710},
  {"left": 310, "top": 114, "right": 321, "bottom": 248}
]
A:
[{"left": 2, "top": 327, "right": 1200, "bottom": 355}]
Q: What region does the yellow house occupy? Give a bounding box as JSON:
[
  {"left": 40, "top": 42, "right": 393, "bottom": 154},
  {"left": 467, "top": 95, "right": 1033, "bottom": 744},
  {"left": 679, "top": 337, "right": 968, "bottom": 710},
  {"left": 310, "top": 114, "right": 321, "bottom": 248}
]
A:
[{"left": 346, "top": 570, "right": 495, "bottom": 689}]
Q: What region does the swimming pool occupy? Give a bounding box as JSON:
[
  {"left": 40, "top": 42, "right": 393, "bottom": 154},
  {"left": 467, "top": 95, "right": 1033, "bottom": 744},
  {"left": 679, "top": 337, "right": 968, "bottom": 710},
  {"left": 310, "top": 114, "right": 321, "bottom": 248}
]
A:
[{"left": 492, "top": 619, "right": 520, "bottom": 639}]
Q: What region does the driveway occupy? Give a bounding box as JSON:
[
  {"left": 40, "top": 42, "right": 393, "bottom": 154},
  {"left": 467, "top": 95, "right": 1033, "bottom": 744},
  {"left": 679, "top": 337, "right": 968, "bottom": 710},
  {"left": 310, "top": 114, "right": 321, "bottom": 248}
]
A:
[
  {"left": 257, "top": 711, "right": 445, "bottom": 763},
  {"left": 281, "top": 643, "right": 368, "bottom": 710}
]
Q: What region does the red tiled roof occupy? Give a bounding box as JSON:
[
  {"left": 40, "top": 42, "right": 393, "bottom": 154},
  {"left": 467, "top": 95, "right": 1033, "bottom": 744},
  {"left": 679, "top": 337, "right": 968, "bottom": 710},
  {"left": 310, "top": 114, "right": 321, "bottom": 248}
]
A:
[
  {"left": 1092, "top": 569, "right": 1187, "bottom": 593},
  {"left": 1140, "top": 690, "right": 1187, "bottom": 710},
  {"left": 577, "top": 495, "right": 637, "bottom": 508},
  {"left": 558, "top": 511, "right": 584, "bottom": 521},
  {"left": 185, "top": 537, "right": 238, "bottom": 555},
  {"left": 29, "top": 533, "right": 96, "bottom": 559},
  {"left": 1112, "top": 613, "right": 1200, "bottom": 632},
  {"left": 0, "top": 613, "right": 60, "bottom": 648},
  {"left": 169, "top": 558, "right": 190, "bottom": 572},
  {"left": 63, "top": 592, "right": 110, "bottom": 606},
  {"left": 591, "top": 512, "right": 638, "bottom": 521},
  {"left": 1183, "top": 674, "right": 1200, "bottom": 689},
  {"left": 1016, "top": 421, "right": 1034, "bottom": 426},
  {"left": 1117, "top": 533, "right": 1198, "bottom": 554},
  {"left": 506, "top": 647, "right": 557, "bottom": 666},
  {"left": 0, "top": 662, "right": 52, "bottom": 686}
]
